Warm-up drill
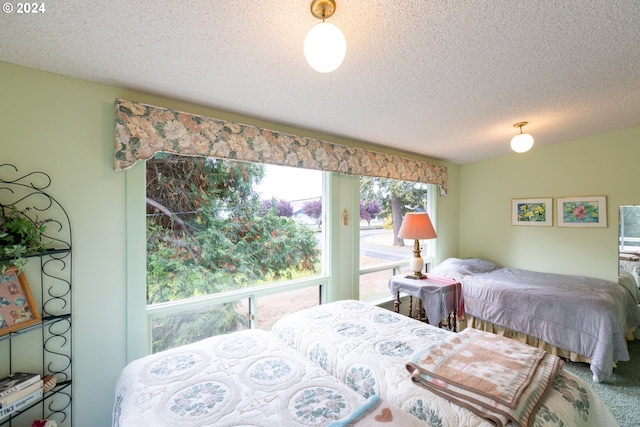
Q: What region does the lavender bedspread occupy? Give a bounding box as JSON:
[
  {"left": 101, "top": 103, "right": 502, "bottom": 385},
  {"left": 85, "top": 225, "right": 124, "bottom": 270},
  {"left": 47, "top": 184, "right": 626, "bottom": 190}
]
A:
[{"left": 431, "top": 258, "right": 640, "bottom": 382}]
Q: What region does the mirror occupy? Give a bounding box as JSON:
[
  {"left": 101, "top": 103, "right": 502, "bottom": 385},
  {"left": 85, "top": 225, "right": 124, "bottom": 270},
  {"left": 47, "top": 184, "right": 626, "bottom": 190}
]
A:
[{"left": 619, "top": 205, "right": 640, "bottom": 288}]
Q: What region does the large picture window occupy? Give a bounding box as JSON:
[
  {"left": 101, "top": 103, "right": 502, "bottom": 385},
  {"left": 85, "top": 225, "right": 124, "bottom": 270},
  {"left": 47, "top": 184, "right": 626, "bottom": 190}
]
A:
[
  {"left": 119, "top": 99, "right": 444, "bottom": 356},
  {"left": 146, "top": 155, "right": 324, "bottom": 352},
  {"left": 143, "top": 154, "right": 438, "bottom": 353}
]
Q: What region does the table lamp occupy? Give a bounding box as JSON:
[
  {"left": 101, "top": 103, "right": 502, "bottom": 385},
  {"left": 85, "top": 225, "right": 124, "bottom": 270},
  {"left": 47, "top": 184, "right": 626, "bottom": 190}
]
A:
[{"left": 397, "top": 212, "right": 437, "bottom": 279}]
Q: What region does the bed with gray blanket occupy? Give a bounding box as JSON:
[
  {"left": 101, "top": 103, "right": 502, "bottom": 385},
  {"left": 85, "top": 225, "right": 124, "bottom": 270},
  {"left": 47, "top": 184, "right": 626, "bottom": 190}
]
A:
[{"left": 430, "top": 257, "right": 640, "bottom": 382}]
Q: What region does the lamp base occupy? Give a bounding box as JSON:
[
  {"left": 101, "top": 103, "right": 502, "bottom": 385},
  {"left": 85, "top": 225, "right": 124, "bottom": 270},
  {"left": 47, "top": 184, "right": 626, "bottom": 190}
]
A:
[{"left": 406, "top": 245, "right": 425, "bottom": 280}]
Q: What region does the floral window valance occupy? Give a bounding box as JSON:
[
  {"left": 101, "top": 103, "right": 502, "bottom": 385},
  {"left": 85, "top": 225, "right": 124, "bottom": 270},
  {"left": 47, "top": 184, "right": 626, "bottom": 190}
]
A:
[{"left": 114, "top": 99, "right": 447, "bottom": 194}]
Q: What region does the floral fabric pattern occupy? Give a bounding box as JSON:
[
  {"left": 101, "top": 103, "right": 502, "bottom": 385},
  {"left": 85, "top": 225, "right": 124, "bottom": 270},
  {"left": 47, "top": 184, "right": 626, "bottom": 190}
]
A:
[
  {"left": 551, "top": 373, "right": 591, "bottom": 422},
  {"left": 148, "top": 353, "right": 199, "bottom": 380},
  {"left": 345, "top": 366, "right": 377, "bottom": 398},
  {"left": 406, "top": 398, "right": 444, "bottom": 427},
  {"left": 412, "top": 327, "right": 450, "bottom": 340},
  {"left": 112, "top": 392, "right": 124, "bottom": 427},
  {"left": 290, "top": 387, "right": 349, "bottom": 423},
  {"left": 371, "top": 312, "right": 401, "bottom": 324},
  {"left": 248, "top": 357, "right": 295, "bottom": 386},
  {"left": 376, "top": 340, "right": 414, "bottom": 358},
  {"left": 115, "top": 329, "right": 419, "bottom": 426},
  {"left": 335, "top": 323, "right": 368, "bottom": 338},
  {"left": 341, "top": 300, "right": 366, "bottom": 310},
  {"left": 168, "top": 381, "right": 228, "bottom": 419},
  {"left": 114, "top": 99, "right": 448, "bottom": 194},
  {"left": 308, "top": 343, "right": 330, "bottom": 372},
  {"left": 270, "top": 299, "right": 618, "bottom": 427},
  {"left": 217, "top": 333, "right": 263, "bottom": 357},
  {"left": 140, "top": 350, "right": 209, "bottom": 386},
  {"left": 114, "top": 303, "right": 617, "bottom": 427},
  {"left": 274, "top": 324, "right": 296, "bottom": 348}
]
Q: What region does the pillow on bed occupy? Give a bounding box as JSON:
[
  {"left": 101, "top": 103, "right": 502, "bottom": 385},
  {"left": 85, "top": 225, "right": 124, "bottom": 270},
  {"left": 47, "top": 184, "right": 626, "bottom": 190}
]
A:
[
  {"left": 619, "top": 270, "right": 640, "bottom": 304},
  {"left": 431, "top": 257, "right": 502, "bottom": 278}
]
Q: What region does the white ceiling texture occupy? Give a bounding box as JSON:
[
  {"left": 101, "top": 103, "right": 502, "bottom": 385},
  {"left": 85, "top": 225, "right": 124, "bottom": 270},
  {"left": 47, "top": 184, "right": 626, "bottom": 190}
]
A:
[{"left": 1, "top": 0, "right": 639, "bottom": 164}]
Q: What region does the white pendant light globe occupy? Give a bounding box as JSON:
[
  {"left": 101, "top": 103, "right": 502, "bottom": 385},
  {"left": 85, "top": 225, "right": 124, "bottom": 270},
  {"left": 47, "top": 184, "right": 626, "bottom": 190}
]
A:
[
  {"left": 510, "top": 133, "right": 534, "bottom": 153},
  {"left": 510, "top": 122, "right": 534, "bottom": 153},
  {"left": 304, "top": 22, "right": 346, "bottom": 73}
]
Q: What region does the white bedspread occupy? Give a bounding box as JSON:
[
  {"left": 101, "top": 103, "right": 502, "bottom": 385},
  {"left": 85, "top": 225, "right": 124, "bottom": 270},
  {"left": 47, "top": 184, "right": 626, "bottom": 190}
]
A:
[
  {"left": 272, "top": 300, "right": 619, "bottom": 427},
  {"left": 430, "top": 257, "right": 640, "bottom": 382},
  {"left": 113, "top": 328, "right": 424, "bottom": 426}
]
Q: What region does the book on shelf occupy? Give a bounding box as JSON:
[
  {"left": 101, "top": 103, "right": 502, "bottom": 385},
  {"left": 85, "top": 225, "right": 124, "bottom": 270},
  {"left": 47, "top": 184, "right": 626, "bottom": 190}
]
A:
[
  {"left": 0, "top": 373, "right": 41, "bottom": 399},
  {"left": 0, "top": 388, "right": 43, "bottom": 419},
  {"left": 0, "top": 380, "right": 43, "bottom": 409}
]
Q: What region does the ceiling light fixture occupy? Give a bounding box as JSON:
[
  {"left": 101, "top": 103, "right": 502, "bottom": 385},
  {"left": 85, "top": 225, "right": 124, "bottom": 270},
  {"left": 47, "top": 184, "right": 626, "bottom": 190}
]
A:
[
  {"left": 510, "top": 121, "right": 534, "bottom": 153},
  {"left": 304, "top": 0, "right": 346, "bottom": 73}
]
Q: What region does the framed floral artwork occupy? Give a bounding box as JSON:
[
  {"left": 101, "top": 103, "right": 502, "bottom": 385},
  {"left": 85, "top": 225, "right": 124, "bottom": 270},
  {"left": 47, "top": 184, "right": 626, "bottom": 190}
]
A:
[
  {"left": 0, "top": 267, "right": 41, "bottom": 336},
  {"left": 512, "top": 198, "right": 552, "bottom": 226},
  {"left": 557, "top": 196, "right": 607, "bottom": 227}
]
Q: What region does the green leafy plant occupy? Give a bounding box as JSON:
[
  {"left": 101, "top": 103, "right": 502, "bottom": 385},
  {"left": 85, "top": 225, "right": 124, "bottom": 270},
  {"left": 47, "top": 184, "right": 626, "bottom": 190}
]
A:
[{"left": 0, "top": 206, "right": 48, "bottom": 272}]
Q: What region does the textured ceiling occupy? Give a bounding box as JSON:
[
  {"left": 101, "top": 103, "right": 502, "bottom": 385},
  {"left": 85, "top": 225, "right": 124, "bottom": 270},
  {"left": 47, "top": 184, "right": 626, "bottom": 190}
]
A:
[{"left": 1, "top": 1, "right": 639, "bottom": 164}]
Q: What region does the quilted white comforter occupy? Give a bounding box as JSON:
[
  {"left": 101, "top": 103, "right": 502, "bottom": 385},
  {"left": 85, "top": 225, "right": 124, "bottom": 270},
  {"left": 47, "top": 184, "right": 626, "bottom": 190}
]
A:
[
  {"left": 113, "top": 328, "right": 424, "bottom": 426},
  {"left": 271, "top": 300, "right": 619, "bottom": 427}
]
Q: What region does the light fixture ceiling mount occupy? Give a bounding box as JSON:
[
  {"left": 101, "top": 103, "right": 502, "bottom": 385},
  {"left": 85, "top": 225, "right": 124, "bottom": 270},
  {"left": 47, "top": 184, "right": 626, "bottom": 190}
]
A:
[
  {"left": 304, "top": 0, "right": 346, "bottom": 73},
  {"left": 510, "top": 121, "right": 534, "bottom": 153},
  {"left": 310, "top": 0, "right": 336, "bottom": 20}
]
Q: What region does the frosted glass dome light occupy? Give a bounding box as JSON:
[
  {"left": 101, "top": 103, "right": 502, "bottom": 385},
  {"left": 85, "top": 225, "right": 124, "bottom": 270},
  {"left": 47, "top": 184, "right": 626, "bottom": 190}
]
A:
[
  {"left": 304, "top": 0, "right": 346, "bottom": 73},
  {"left": 511, "top": 133, "right": 534, "bottom": 153},
  {"left": 304, "top": 22, "right": 346, "bottom": 73},
  {"left": 510, "top": 122, "right": 534, "bottom": 153}
]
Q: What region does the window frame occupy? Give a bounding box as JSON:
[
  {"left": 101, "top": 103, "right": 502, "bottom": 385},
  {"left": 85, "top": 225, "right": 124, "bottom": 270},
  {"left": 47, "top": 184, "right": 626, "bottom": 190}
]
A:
[{"left": 125, "top": 162, "right": 437, "bottom": 359}]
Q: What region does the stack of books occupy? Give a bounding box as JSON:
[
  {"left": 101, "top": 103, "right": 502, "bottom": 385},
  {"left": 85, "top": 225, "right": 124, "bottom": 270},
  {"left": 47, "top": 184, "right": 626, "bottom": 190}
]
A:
[{"left": 0, "top": 373, "right": 43, "bottom": 420}]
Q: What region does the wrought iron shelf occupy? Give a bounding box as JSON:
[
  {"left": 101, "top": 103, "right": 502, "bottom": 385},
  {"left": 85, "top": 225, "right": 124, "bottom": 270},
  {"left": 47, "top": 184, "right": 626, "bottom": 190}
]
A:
[
  {"left": 0, "top": 314, "right": 71, "bottom": 344},
  {"left": 0, "top": 381, "right": 72, "bottom": 425},
  {"left": 0, "top": 164, "right": 73, "bottom": 426},
  {"left": 0, "top": 248, "right": 71, "bottom": 263}
]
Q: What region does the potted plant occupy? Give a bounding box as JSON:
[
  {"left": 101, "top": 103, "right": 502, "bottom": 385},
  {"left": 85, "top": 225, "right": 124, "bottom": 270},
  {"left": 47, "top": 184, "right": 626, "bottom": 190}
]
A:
[{"left": 0, "top": 206, "right": 47, "bottom": 273}]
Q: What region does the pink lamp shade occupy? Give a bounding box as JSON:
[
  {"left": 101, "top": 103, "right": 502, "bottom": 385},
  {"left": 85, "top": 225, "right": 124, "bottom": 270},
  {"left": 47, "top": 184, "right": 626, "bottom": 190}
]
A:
[{"left": 398, "top": 212, "right": 437, "bottom": 240}]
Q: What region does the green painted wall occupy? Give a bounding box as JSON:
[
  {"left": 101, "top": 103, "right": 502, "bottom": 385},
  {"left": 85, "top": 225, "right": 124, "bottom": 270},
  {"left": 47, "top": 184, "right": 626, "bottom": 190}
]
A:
[
  {"left": 0, "top": 61, "right": 455, "bottom": 426},
  {"left": 436, "top": 163, "right": 460, "bottom": 262},
  {"left": 459, "top": 126, "right": 640, "bottom": 281},
  {"left": 5, "top": 57, "right": 636, "bottom": 426}
]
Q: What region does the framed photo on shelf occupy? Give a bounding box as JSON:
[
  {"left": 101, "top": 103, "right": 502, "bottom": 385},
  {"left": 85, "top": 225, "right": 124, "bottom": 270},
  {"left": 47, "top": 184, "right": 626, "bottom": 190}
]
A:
[
  {"left": 511, "top": 198, "right": 552, "bottom": 226},
  {"left": 557, "top": 196, "right": 607, "bottom": 227},
  {"left": 0, "top": 267, "right": 41, "bottom": 336}
]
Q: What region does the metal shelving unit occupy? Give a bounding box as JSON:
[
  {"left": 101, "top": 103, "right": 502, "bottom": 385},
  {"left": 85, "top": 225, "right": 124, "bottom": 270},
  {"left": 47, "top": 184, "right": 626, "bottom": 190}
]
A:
[{"left": 0, "top": 165, "right": 72, "bottom": 426}]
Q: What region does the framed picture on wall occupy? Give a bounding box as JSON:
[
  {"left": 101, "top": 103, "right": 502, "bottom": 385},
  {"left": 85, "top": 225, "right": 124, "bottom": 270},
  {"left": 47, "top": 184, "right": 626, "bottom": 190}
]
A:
[
  {"left": 0, "top": 267, "right": 41, "bottom": 336},
  {"left": 557, "top": 196, "right": 607, "bottom": 227},
  {"left": 511, "top": 198, "right": 553, "bottom": 226}
]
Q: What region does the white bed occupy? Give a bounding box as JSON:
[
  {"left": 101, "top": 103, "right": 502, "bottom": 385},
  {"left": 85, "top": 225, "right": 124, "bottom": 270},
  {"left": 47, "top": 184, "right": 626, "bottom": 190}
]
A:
[
  {"left": 619, "top": 250, "right": 640, "bottom": 287},
  {"left": 429, "top": 257, "right": 640, "bottom": 382},
  {"left": 113, "top": 328, "right": 423, "bottom": 426},
  {"left": 271, "top": 299, "right": 619, "bottom": 427}
]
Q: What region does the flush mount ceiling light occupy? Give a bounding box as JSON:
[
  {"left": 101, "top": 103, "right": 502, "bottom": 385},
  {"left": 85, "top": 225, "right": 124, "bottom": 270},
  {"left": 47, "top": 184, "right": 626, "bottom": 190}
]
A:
[
  {"left": 510, "top": 121, "right": 535, "bottom": 153},
  {"left": 304, "top": 0, "right": 346, "bottom": 73}
]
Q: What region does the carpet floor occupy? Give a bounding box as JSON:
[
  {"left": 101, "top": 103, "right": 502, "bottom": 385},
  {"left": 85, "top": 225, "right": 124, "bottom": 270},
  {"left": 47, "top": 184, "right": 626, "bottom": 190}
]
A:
[{"left": 562, "top": 338, "right": 640, "bottom": 427}]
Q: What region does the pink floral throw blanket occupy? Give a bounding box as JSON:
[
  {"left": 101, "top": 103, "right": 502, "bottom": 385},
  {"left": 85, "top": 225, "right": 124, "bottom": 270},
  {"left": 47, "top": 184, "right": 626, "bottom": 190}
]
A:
[{"left": 406, "top": 328, "right": 563, "bottom": 427}]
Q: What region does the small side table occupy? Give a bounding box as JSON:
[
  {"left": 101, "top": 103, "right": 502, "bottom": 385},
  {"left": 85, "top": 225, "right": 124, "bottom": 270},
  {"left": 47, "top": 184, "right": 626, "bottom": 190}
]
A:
[{"left": 388, "top": 274, "right": 463, "bottom": 331}]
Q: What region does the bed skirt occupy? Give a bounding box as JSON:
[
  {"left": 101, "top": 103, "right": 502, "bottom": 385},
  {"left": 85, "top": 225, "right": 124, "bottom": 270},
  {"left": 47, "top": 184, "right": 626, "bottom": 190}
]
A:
[{"left": 465, "top": 314, "right": 592, "bottom": 364}]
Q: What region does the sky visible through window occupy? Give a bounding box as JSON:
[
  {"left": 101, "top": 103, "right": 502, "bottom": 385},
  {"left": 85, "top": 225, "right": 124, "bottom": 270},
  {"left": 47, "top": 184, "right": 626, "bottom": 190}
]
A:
[{"left": 255, "top": 165, "right": 322, "bottom": 202}]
